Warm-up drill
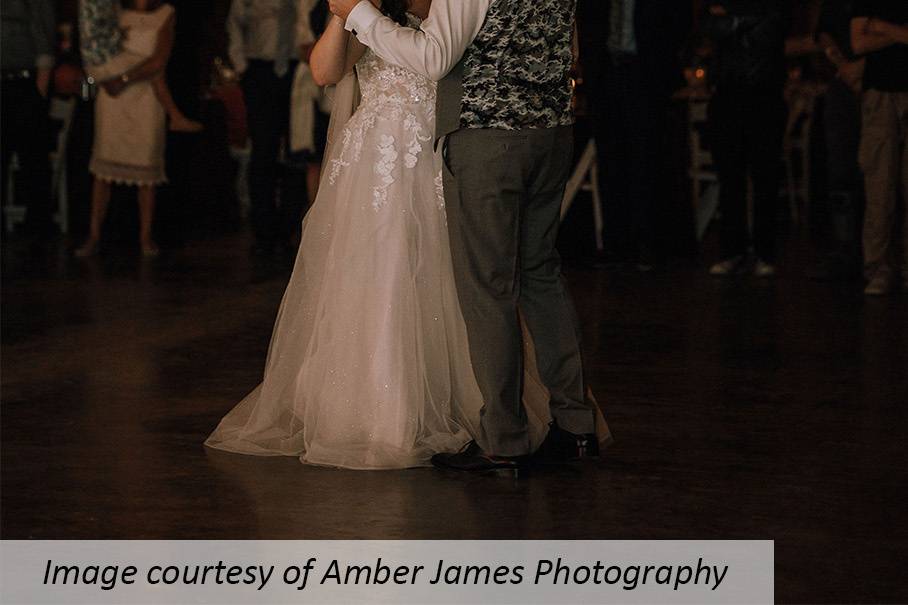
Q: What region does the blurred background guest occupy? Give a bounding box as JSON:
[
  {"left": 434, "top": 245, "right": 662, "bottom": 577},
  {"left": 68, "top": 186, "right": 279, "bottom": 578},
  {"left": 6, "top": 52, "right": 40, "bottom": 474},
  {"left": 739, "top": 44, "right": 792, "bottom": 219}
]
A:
[
  {"left": 810, "top": 0, "right": 864, "bottom": 281},
  {"left": 227, "top": 0, "right": 302, "bottom": 259},
  {"left": 850, "top": 1, "right": 908, "bottom": 295},
  {"left": 287, "top": 0, "right": 330, "bottom": 225},
  {"left": 1, "top": 0, "right": 57, "bottom": 241},
  {"left": 79, "top": 0, "right": 202, "bottom": 133},
  {"left": 702, "top": 0, "right": 789, "bottom": 278},
  {"left": 76, "top": 0, "right": 179, "bottom": 258},
  {"left": 579, "top": 0, "right": 690, "bottom": 271}
]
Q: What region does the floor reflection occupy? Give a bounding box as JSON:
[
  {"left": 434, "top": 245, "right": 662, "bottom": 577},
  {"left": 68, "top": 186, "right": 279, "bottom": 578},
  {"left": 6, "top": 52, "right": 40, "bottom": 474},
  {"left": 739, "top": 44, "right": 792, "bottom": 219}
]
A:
[{"left": 1, "top": 233, "right": 906, "bottom": 601}]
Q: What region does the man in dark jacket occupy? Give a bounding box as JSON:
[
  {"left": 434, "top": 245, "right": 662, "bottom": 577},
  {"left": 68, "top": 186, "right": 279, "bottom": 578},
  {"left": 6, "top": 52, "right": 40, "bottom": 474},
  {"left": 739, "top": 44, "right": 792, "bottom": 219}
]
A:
[
  {"left": 578, "top": 0, "right": 690, "bottom": 270},
  {"left": 703, "top": 0, "right": 789, "bottom": 278},
  {"left": 1, "top": 0, "right": 56, "bottom": 238},
  {"left": 812, "top": 0, "right": 864, "bottom": 280}
]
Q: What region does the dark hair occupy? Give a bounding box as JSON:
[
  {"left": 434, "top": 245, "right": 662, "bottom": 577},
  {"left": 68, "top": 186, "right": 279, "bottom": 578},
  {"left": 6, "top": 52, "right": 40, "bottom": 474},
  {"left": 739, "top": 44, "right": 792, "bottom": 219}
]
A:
[{"left": 381, "top": 0, "right": 408, "bottom": 27}]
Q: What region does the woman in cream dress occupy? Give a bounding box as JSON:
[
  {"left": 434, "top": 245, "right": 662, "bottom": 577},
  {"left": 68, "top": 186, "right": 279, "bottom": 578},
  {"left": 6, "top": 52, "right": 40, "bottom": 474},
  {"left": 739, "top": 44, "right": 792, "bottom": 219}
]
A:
[{"left": 77, "top": 0, "right": 175, "bottom": 257}]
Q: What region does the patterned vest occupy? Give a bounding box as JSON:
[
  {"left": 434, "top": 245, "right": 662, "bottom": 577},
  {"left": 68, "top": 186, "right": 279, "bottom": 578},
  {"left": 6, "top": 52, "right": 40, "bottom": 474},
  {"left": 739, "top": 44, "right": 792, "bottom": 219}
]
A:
[{"left": 437, "top": 0, "right": 575, "bottom": 136}]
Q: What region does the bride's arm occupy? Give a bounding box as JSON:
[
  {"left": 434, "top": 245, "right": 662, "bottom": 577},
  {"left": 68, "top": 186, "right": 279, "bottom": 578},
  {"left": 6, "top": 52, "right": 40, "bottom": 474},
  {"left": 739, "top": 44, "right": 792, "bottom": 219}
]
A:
[{"left": 310, "top": 14, "right": 367, "bottom": 86}]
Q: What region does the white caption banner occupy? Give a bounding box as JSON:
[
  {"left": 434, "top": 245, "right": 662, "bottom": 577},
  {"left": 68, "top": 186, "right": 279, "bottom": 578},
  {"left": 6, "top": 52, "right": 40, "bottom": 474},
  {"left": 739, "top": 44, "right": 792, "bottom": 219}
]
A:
[{"left": 1, "top": 540, "right": 773, "bottom": 604}]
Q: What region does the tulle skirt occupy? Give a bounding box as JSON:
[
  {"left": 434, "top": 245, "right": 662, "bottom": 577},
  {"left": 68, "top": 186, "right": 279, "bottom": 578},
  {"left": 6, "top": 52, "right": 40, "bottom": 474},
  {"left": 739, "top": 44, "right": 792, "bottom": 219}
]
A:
[
  {"left": 205, "top": 96, "right": 610, "bottom": 469},
  {"left": 205, "top": 100, "right": 557, "bottom": 469}
]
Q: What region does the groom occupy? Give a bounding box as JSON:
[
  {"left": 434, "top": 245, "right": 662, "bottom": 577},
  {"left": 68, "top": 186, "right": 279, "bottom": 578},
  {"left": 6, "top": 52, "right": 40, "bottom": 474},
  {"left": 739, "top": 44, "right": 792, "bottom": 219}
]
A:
[{"left": 330, "top": 0, "right": 599, "bottom": 471}]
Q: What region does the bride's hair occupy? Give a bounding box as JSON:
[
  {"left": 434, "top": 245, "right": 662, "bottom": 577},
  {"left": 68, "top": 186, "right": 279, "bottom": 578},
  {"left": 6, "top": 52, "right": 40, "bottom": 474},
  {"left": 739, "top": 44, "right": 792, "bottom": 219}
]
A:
[{"left": 381, "top": 0, "right": 409, "bottom": 26}]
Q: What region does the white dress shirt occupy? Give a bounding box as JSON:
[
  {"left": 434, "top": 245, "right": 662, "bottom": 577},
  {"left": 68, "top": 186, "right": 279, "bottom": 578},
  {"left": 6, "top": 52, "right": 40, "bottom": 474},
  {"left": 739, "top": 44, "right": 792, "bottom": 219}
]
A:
[
  {"left": 344, "top": 0, "right": 491, "bottom": 81},
  {"left": 227, "top": 0, "right": 304, "bottom": 74}
]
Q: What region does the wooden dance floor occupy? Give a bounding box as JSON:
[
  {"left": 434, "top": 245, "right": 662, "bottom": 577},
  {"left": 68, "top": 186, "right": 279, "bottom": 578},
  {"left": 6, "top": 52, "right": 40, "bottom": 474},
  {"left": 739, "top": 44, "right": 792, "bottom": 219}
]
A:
[{"left": 2, "top": 235, "right": 905, "bottom": 603}]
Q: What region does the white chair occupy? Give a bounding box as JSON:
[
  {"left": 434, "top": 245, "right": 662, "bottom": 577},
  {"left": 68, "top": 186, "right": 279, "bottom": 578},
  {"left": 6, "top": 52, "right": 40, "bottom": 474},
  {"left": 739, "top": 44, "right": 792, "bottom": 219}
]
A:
[
  {"left": 782, "top": 85, "right": 818, "bottom": 226},
  {"left": 560, "top": 138, "right": 605, "bottom": 252},
  {"left": 688, "top": 98, "right": 720, "bottom": 241},
  {"left": 3, "top": 97, "right": 77, "bottom": 234},
  {"left": 48, "top": 97, "right": 77, "bottom": 234}
]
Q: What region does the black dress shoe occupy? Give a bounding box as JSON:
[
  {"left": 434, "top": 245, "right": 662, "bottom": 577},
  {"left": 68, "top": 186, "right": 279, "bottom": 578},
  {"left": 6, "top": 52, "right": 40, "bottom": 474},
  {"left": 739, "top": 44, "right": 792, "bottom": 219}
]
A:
[
  {"left": 533, "top": 423, "right": 600, "bottom": 463},
  {"left": 431, "top": 441, "right": 527, "bottom": 472}
]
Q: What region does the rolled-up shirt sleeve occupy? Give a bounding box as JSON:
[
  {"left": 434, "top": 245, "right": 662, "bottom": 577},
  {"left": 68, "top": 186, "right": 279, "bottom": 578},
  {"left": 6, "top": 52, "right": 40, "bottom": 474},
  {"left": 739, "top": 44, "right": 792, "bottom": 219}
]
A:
[{"left": 344, "top": 0, "right": 489, "bottom": 81}]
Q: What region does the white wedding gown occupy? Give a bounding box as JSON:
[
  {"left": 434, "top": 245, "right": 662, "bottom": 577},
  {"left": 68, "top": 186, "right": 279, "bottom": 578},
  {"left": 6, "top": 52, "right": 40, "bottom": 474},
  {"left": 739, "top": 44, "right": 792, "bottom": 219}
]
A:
[
  {"left": 206, "top": 26, "right": 610, "bottom": 469},
  {"left": 206, "top": 39, "right": 554, "bottom": 469}
]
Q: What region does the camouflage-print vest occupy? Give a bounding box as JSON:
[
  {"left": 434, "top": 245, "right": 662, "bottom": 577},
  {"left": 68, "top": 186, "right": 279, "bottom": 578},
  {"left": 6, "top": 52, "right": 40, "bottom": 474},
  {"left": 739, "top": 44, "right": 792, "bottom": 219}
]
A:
[{"left": 460, "top": 0, "right": 576, "bottom": 131}]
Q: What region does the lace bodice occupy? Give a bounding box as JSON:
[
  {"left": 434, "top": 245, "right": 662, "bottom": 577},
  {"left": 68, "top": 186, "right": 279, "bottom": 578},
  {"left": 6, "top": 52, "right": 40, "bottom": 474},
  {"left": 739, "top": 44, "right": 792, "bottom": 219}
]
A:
[
  {"left": 356, "top": 48, "right": 436, "bottom": 110},
  {"left": 325, "top": 15, "right": 441, "bottom": 213},
  {"left": 355, "top": 15, "right": 435, "bottom": 111}
]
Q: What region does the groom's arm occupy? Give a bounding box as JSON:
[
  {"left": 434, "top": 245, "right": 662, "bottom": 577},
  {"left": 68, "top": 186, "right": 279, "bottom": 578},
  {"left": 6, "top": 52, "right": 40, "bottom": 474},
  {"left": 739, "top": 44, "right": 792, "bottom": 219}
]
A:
[{"left": 342, "top": 0, "right": 490, "bottom": 81}]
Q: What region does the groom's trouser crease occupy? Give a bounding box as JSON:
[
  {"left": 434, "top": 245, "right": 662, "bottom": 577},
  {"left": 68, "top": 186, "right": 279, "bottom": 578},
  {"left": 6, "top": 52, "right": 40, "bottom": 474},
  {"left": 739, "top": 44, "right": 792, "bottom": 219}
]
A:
[{"left": 442, "top": 126, "right": 597, "bottom": 457}]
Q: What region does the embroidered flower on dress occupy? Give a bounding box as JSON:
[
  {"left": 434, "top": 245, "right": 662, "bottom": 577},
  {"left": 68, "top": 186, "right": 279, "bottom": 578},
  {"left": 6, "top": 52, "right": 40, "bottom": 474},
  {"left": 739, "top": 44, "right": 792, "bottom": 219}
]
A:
[
  {"left": 323, "top": 48, "right": 438, "bottom": 213},
  {"left": 403, "top": 113, "right": 430, "bottom": 170},
  {"left": 372, "top": 135, "right": 398, "bottom": 211},
  {"left": 435, "top": 170, "right": 445, "bottom": 211}
]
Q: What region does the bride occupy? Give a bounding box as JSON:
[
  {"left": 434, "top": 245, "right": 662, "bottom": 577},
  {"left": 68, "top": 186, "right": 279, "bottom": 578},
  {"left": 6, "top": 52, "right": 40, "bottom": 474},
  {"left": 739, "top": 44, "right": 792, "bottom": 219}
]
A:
[{"left": 205, "top": 0, "right": 609, "bottom": 470}]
